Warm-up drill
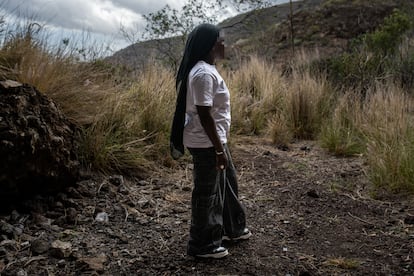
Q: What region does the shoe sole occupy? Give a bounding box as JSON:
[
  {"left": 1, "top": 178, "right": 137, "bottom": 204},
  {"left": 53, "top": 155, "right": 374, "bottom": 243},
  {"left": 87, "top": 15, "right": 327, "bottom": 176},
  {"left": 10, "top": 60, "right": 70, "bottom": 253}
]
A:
[
  {"left": 195, "top": 250, "right": 229, "bottom": 259},
  {"left": 223, "top": 231, "right": 252, "bottom": 241}
]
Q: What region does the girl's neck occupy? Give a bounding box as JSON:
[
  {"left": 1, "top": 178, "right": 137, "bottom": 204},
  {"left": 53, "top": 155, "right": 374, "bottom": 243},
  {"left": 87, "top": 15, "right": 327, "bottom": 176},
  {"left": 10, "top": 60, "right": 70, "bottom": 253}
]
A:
[{"left": 204, "top": 53, "right": 215, "bottom": 65}]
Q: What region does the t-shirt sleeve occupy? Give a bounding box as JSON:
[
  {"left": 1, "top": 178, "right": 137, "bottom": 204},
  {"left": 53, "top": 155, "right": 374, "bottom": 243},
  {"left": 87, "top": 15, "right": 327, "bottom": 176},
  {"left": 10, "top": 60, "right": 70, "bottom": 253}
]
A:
[{"left": 191, "top": 72, "right": 214, "bottom": 107}]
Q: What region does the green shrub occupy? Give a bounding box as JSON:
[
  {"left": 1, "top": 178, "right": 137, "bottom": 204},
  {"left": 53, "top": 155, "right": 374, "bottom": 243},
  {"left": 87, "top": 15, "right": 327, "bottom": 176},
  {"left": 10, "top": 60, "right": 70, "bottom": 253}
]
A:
[{"left": 365, "top": 9, "right": 410, "bottom": 56}]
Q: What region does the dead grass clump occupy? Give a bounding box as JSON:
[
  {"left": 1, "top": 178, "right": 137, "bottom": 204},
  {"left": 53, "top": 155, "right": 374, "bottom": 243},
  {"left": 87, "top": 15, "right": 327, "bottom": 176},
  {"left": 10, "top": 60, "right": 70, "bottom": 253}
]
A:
[
  {"left": 284, "top": 71, "right": 333, "bottom": 140},
  {"left": 227, "top": 55, "right": 286, "bottom": 136},
  {"left": 319, "top": 91, "right": 365, "bottom": 156},
  {"left": 79, "top": 62, "right": 175, "bottom": 173},
  {"left": 324, "top": 257, "right": 360, "bottom": 269},
  {"left": 359, "top": 84, "right": 414, "bottom": 193}
]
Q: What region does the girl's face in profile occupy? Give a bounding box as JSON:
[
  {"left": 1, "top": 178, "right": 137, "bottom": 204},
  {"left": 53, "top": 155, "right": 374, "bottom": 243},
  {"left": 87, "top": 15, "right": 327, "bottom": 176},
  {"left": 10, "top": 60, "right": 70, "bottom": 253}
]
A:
[{"left": 212, "top": 36, "right": 225, "bottom": 60}]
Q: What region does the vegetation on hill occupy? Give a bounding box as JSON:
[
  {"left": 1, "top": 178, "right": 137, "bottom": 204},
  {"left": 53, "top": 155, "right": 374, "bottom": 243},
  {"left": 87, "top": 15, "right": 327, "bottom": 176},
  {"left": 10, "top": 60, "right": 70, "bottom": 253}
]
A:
[{"left": 1, "top": 0, "right": 414, "bottom": 194}]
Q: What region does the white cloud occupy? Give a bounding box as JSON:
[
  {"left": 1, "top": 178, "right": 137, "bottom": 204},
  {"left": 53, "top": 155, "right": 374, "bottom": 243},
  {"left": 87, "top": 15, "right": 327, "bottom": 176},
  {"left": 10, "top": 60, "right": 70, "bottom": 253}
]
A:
[
  {"left": 1, "top": 0, "right": 146, "bottom": 36},
  {"left": 1, "top": 0, "right": 188, "bottom": 35}
]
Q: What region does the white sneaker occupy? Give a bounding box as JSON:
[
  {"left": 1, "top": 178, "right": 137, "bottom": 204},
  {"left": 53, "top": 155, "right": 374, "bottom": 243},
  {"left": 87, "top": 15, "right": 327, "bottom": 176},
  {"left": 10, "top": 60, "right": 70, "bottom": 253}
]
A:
[
  {"left": 195, "top": 247, "right": 229, "bottom": 259},
  {"left": 222, "top": 228, "right": 252, "bottom": 241}
]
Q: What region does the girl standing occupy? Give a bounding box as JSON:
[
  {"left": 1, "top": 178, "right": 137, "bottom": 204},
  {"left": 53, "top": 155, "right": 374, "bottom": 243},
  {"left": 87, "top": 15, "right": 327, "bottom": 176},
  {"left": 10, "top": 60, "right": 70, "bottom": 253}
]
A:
[{"left": 170, "top": 23, "right": 251, "bottom": 259}]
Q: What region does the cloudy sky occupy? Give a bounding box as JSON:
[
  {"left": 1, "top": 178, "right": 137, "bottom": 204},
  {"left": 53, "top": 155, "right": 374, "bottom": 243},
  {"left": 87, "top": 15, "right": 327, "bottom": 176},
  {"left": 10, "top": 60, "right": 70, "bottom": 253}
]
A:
[{"left": 0, "top": 0, "right": 290, "bottom": 54}]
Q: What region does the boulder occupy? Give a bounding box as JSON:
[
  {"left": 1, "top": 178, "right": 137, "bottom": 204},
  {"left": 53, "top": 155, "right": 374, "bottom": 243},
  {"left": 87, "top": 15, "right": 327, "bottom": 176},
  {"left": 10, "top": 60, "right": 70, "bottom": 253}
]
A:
[{"left": 0, "top": 80, "right": 80, "bottom": 206}]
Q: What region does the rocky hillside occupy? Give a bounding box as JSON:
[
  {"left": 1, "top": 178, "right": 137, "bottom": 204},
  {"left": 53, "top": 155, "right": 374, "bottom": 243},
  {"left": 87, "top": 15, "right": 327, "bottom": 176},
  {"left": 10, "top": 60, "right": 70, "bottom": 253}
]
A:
[
  {"left": 244, "top": 0, "right": 409, "bottom": 65},
  {"left": 106, "top": 0, "right": 412, "bottom": 70}
]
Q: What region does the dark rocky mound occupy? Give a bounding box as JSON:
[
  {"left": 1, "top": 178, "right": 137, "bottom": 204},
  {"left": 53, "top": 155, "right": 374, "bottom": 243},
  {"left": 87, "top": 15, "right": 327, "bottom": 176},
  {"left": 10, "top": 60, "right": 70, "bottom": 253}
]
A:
[{"left": 0, "top": 80, "right": 80, "bottom": 208}]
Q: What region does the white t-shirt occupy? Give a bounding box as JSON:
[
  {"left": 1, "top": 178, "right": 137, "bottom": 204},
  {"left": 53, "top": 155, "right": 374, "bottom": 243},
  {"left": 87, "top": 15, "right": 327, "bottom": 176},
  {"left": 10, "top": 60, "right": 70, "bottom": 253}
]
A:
[{"left": 183, "top": 60, "right": 231, "bottom": 148}]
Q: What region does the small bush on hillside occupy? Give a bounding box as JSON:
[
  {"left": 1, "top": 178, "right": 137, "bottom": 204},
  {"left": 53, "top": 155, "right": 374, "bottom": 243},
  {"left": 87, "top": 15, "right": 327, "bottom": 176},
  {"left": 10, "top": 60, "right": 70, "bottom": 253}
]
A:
[{"left": 365, "top": 9, "right": 411, "bottom": 56}]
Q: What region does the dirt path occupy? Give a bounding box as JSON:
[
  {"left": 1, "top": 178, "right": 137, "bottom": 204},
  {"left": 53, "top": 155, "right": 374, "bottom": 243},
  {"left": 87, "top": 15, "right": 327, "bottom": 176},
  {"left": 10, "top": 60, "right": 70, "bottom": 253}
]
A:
[{"left": 1, "top": 137, "right": 413, "bottom": 275}]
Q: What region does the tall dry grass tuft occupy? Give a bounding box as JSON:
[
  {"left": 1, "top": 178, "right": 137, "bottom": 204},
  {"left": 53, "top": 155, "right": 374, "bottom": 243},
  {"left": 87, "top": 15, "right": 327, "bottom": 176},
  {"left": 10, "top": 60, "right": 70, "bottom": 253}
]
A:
[
  {"left": 359, "top": 84, "right": 414, "bottom": 193},
  {"left": 227, "top": 55, "right": 286, "bottom": 136},
  {"left": 284, "top": 70, "right": 334, "bottom": 140},
  {"left": 267, "top": 113, "right": 293, "bottom": 147},
  {"left": 79, "top": 97, "right": 153, "bottom": 173},
  {"left": 79, "top": 62, "right": 176, "bottom": 173},
  {"left": 319, "top": 92, "right": 365, "bottom": 156}
]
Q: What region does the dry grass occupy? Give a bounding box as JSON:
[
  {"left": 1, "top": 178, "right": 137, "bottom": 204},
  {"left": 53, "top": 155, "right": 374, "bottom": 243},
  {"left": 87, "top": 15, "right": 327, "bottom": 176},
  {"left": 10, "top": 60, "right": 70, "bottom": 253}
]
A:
[
  {"left": 78, "top": 62, "right": 175, "bottom": 173},
  {"left": 323, "top": 257, "right": 360, "bottom": 269},
  {"left": 284, "top": 71, "right": 334, "bottom": 139},
  {"left": 319, "top": 92, "right": 365, "bottom": 156},
  {"left": 318, "top": 82, "right": 414, "bottom": 193},
  {"left": 227, "top": 53, "right": 334, "bottom": 146},
  {"left": 267, "top": 113, "right": 293, "bottom": 147},
  {"left": 359, "top": 84, "right": 414, "bottom": 193},
  {"left": 226, "top": 54, "right": 331, "bottom": 144},
  {"left": 226, "top": 55, "right": 286, "bottom": 136}
]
